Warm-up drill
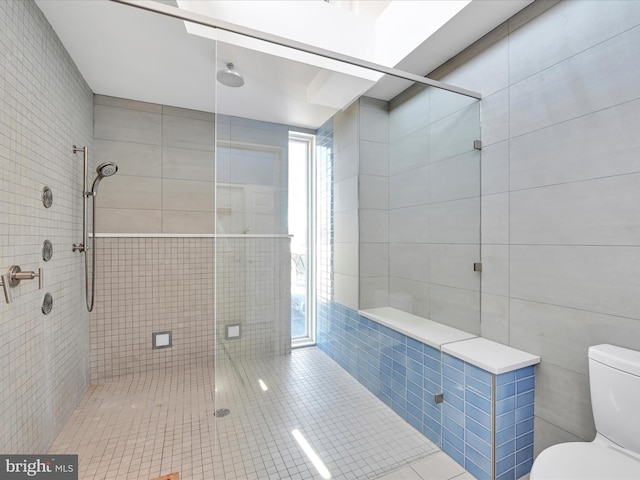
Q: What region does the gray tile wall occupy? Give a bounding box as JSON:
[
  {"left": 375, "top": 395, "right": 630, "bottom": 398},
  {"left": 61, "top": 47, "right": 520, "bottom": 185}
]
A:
[
  {"left": 359, "top": 98, "right": 390, "bottom": 309},
  {"left": 386, "top": 86, "right": 481, "bottom": 333},
  {"left": 333, "top": 102, "right": 360, "bottom": 310},
  {"left": 93, "top": 96, "right": 289, "bottom": 234},
  {"left": 430, "top": 0, "right": 640, "bottom": 455},
  {"left": 0, "top": 0, "right": 93, "bottom": 453}
]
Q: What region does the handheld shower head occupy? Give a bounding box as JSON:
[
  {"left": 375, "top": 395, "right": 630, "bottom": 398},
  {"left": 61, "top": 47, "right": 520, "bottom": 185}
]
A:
[
  {"left": 91, "top": 162, "right": 118, "bottom": 193},
  {"left": 97, "top": 162, "right": 118, "bottom": 177}
]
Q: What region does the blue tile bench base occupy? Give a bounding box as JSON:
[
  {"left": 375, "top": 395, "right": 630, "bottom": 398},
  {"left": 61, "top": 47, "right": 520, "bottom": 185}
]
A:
[
  {"left": 317, "top": 301, "right": 536, "bottom": 479},
  {"left": 317, "top": 301, "right": 443, "bottom": 446},
  {"left": 442, "top": 353, "right": 535, "bottom": 480}
]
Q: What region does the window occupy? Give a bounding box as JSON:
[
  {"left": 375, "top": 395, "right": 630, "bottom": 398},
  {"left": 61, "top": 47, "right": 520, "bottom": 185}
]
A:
[{"left": 289, "top": 132, "right": 316, "bottom": 347}]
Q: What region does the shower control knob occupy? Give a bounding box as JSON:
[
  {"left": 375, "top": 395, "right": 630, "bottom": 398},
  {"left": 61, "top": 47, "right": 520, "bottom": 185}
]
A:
[
  {"left": 7, "top": 266, "right": 43, "bottom": 289},
  {"left": 0, "top": 274, "right": 12, "bottom": 304}
]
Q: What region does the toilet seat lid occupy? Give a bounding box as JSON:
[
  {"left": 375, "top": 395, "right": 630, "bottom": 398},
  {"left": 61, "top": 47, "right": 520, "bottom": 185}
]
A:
[{"left": 531, "top": 442, "right": 640, "bottom": 480}]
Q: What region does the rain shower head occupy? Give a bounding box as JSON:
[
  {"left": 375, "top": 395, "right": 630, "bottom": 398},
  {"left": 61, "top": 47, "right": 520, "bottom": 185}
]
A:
[
  {"left": 91, "top": 162, "right": 118, "bottom": 193},
  {"left": 217, "top": 62, "right": 245, "bottom": 88}
]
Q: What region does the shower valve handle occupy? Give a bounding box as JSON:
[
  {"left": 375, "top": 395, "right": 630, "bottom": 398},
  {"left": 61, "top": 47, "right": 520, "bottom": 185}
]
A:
[
  {"left": 0, "top": 274, "right": 11, "bottom": 304},
  {"left": 7, "top": 266, "right": 43, "bottom": 290}
]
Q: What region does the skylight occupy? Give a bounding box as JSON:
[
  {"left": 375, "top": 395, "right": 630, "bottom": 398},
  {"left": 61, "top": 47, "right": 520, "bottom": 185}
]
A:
[{"left": 176, "top": 0, "right": 470, "bottom": 69}]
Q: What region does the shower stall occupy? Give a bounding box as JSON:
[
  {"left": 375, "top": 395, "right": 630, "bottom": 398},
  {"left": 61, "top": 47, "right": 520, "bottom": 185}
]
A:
[{"left": 34, "top": 1, "right": 483, "bottom": 478}]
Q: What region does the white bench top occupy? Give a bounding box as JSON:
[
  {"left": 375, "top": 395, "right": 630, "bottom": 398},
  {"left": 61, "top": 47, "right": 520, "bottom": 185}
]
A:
[
  {"left": 359, "top": 307, "right": 476, "bottom": 350},
  {"left": 442, "top": 337, "right": 541, "bottom": 374},
  {"left": 359, "top": 306, "right": 540, "bottom": 374}
]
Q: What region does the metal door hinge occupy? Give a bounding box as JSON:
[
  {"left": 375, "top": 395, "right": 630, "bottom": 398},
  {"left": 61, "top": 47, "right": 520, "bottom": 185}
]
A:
[
  {"left": 473, "top": 140, "right": 482, "bottom": 150},
  {"left": 434, "top": 393, "right": 444, "bottom": 404},
  {"left": 473, "top": 262, "right": 482, "bottom": 272}
]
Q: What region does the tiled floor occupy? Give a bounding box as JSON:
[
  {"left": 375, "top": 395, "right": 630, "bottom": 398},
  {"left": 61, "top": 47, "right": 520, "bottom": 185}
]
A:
[{"left": 50, "top": 347, "right": 476, "bottom": 479}]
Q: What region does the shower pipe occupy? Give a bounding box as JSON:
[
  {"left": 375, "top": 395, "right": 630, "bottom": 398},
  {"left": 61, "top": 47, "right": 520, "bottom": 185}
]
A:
[
  {"left": 72, "top": 146, "right": 118, "bottom": 312},
  {"left": 110, "top": 0, "right": 482, "bottom": 100},
  {"left": 72, "top": 145, "right": 93, "bottom": 311}
]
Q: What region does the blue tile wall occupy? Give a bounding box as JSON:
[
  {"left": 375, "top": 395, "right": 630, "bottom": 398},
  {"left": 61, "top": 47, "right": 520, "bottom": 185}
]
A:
[
  {"left": 317, "top": 301, "right": 443, "bottom": 447},
  {"left": 440, "top": 353, "right": 535, "bottom": 480},
  {"left": 442, "top": 353, "right": 494, "bottom": 480},
  {"left": 318, "top": 305, "right": 536, "bottom": 480},
  {"left": 496, "top": 366, "right": 535, "bottom": 480}
]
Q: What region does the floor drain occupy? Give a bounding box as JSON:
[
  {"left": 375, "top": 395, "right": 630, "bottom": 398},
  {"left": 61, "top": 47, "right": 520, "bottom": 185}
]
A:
[{"left": 214, "top": 408, "right": 230, "bottom": 418}]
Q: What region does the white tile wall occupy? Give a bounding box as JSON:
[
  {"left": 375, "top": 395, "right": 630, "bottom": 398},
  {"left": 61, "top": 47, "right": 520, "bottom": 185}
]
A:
[
  {"left": 389, "top": 87, "right": 430, "bottom": 142},
  {"left": 359, "top": 175, "right": 389, "bottom": 210},
  {"left": 429, "top": 104, "right": 479, "bottom": 163},
  {"left": 333, "top": 102, "right": 360, "bottom": 310},
  {"left": 479, "top": 141, "right": 509, "bottom": 195},
  {"left": 359, "top": 209, "right": 389, "bottom": 243},
  {"left": 359, "top": 276, "right": 389, "bottom": 308},
  {"left": 360, "top": 97, "right": 389, "bottom": 143},
  {"left": 429, "top": 284, "right": 480, "bottom": 335},
  {"left": 479, "top": 293, "right": 509, "bottom": 345},
  {"left": 427, "top": 151, "right": 480, "bottom": 203},
  {"left": 334, "top": 209, "right": 359, "bottom": 243},
  {"left": 360, "top": 140, "right": 389, "bottom": 176},
  {"left": 334, "top": 242, "right": 359, "bottom": 276},
  {"left": 90, "top": 236, "right": 291, "bottom": 381},
  {"left": 162, "top": 178, "right": 215, "bottom": 212},
  {"left": 94, "top": 104, "right": 162, "bottom": 144},
  {"left": 334, "top": 176, "right": 359, "bottom": 213},
  {"left": 511, "top": 173, "right": 640, "bottom": 245},
  {"left": 98, "top": 175, "right": 162, "bottom": 210},
  {"left": 509, "top": 99, "right": 640, "bottom": 190},
  {"left": 429, "top": 244, "right": 480, "bottom": 291},
  {"left": 510, "top": 245, "right": 640, "bottom": 320},
  {"left": 388, "top": 126, "right": 430, "bottom": 175},
  {"left": 94, "top": 139, "right": 162, "bottom": 178},
  {"left": 384, "top": 85, "right": 481, "bottom": 328},
  {"left": 509, "top": 299, "right": 640, "bottom": 377},
  {"left": 389, "top": 244, "right": 430, "bottom": 283},
  {"left": 0, "top": 0, "right": 92, "bottom": 453},
  {"left": 507, "top": 0, "right": 640, "bottom": 85},
  {"left": 429, "top": 197, "right": 480, "bottom": 245},
  {"left": 360, "top": 243, "right": 389, "bottom": 278},
  {"left": 389, "top": 205, "right": 431, "bottom": 244},
  {"left": 162, "top": 113, "right": 215, "bottom": 151},
  {"left": 162, "top": 147, "right": 214, "bottom": 182},
  {"left": 389, "top": 165, "right": 430, "bottom": 208},
  {"left": 509, "top": 24, "right": 640, "bottom": 137},
  {"left": 533, "top": 363, "right": 594, "bottom": 441},
  {"left": 389, "top": 277, "right": 429, "bottom": 317},
  {"left": 334, "top": 273, "right": 359, "bottom": 311},
  {"left": 215, "top": 237, "right": 291, "bottom": 361}
]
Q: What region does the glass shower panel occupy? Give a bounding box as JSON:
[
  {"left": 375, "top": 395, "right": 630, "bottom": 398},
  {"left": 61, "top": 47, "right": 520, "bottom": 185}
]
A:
[
  {"left": 376, "top": 84, "right": 482, "bottom": 335},
  {"left": 212, "top": 24, "right": 481, "bottom": 480},
  {"left": 213, "top": 44, "right": 292, "bottom": 365}
]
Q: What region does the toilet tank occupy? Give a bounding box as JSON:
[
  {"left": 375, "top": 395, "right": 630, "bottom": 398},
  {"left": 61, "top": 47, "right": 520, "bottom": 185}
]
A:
[{"left": 588, "top": 344, "right": 640, "bottom": 453}]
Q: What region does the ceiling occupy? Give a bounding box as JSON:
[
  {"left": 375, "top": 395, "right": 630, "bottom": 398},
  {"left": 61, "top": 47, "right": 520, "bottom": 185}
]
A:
[{"left": 35, "top": 0, "right": 532, "bottom": 130}]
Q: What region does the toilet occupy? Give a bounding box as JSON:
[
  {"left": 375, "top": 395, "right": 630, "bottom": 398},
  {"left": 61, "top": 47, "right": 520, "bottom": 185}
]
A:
[{"left": 530, "top": 344, "right": 640, "bottom": 479}]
